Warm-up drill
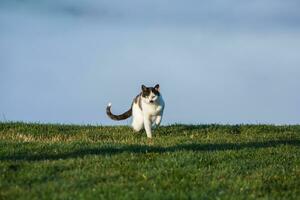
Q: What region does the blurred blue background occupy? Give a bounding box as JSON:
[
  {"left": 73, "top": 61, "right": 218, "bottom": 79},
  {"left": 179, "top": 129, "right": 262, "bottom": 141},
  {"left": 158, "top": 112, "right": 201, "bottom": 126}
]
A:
[{"left": 1, "top": 0, "right": 299, "bottom": 125}]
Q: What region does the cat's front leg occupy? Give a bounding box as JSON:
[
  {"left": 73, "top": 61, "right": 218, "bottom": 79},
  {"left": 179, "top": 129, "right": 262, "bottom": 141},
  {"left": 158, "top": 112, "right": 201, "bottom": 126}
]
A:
[
  {"left": 143, "top": 115, "right": 152, "bottom": 138},
  {"left": 152, "top": 115, "right": 162, "bottom": 129},
  {"left": 155, "top": 115, "right": 162, "bottom": 127}
]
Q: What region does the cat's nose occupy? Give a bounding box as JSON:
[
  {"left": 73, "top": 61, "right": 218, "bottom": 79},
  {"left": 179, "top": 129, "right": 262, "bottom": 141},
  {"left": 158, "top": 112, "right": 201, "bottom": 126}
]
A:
[{"left": 150, "top": 100, "right": 154, "bottom": 103}]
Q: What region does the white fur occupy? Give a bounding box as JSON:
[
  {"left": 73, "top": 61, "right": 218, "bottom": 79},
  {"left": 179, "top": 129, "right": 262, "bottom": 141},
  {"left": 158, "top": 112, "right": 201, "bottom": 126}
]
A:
[{"left": 132, "top": 94, "right": 164, "bottom": 138}]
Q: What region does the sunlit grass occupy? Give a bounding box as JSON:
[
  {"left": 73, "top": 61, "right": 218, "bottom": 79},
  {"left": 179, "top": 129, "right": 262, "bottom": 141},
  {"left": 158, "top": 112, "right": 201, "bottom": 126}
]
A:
[{"left": 0, "top": 122, "right": 299, "bottom": 199}]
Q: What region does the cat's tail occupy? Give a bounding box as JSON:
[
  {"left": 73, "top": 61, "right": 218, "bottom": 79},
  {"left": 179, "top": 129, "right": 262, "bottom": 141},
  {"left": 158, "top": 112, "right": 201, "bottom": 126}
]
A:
[{"left": 106, "top": 103, "right": 132, "bottom": 120}]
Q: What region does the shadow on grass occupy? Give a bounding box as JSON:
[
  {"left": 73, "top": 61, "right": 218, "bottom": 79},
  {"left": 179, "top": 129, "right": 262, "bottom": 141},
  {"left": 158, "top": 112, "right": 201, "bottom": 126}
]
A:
[{"left": 1, "top": 139, "right": 299, "bottom": 161}]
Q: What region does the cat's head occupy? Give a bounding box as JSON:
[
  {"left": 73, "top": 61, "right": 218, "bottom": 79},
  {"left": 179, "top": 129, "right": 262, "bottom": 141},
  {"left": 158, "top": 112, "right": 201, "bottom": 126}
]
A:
[{"left": 141, "top": 84, "right": 160, "bottom": 104}]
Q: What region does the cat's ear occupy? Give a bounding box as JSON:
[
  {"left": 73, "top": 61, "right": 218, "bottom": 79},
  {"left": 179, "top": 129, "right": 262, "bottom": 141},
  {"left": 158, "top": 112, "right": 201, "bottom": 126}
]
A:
[
  {"left": 141, "top": 85, "right": 147, "bottom": 91},
  {"left": 154, "top": 84, "right": 160, "bottom": 92}
]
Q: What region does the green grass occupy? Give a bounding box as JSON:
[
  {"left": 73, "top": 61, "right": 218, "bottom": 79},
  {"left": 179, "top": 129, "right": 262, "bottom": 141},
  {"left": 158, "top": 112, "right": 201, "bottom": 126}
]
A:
[{"left": 0, "top": 122, "right": 299, "bottom": 200}]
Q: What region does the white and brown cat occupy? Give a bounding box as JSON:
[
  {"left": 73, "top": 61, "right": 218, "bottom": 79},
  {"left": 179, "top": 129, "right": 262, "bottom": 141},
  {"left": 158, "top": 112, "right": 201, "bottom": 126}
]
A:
[{"left": 106, "top": 84, "right": 165, "bottom": 138}]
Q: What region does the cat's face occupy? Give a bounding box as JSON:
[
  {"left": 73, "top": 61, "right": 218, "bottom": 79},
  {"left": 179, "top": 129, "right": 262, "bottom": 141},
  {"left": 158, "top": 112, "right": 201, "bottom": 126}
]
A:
[{"left": 141, "top": 84, "right": 160, "bottom": 104}]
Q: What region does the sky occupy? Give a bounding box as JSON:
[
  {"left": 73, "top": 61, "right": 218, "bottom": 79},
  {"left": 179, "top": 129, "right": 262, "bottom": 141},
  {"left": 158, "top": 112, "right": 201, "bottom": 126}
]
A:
[{"left": 0, "top": 0, "right": 300, "bottom": 125}]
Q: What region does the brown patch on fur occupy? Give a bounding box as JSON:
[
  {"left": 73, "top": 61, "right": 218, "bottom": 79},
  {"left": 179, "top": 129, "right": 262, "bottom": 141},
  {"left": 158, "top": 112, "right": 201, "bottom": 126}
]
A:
[
  {"left": 134, "top": 94, "right": 143, "bottom": 110},
  {"left": 151, "top": 87, "right": 160, "bottom": 96},
  {"left": 141, "top": 84, "right": 160, "bottom": 97}
]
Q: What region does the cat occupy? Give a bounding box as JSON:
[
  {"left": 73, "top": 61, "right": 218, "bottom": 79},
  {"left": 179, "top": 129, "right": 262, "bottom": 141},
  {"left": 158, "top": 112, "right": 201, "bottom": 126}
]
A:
[{"left": 106, "top": 84, "right": 165, "bottom": 138}]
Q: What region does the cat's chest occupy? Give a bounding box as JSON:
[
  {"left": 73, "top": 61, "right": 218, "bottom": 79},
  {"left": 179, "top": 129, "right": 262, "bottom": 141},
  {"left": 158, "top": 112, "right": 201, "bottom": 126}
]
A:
[{"left": 143, "top": 103, "right": 163, "bottom": 115}]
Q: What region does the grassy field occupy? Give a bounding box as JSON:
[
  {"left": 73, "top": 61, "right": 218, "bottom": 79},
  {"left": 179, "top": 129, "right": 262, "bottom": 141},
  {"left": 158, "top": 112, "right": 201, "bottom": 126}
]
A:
[{"left": 0, "top": 122, "right": 299, "bottom": 200}]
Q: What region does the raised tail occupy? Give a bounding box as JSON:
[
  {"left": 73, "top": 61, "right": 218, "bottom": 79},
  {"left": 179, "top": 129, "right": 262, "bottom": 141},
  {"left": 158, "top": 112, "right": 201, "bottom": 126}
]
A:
[{"left": 106, "top": 103, "right": 132, "bottom": 121}]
